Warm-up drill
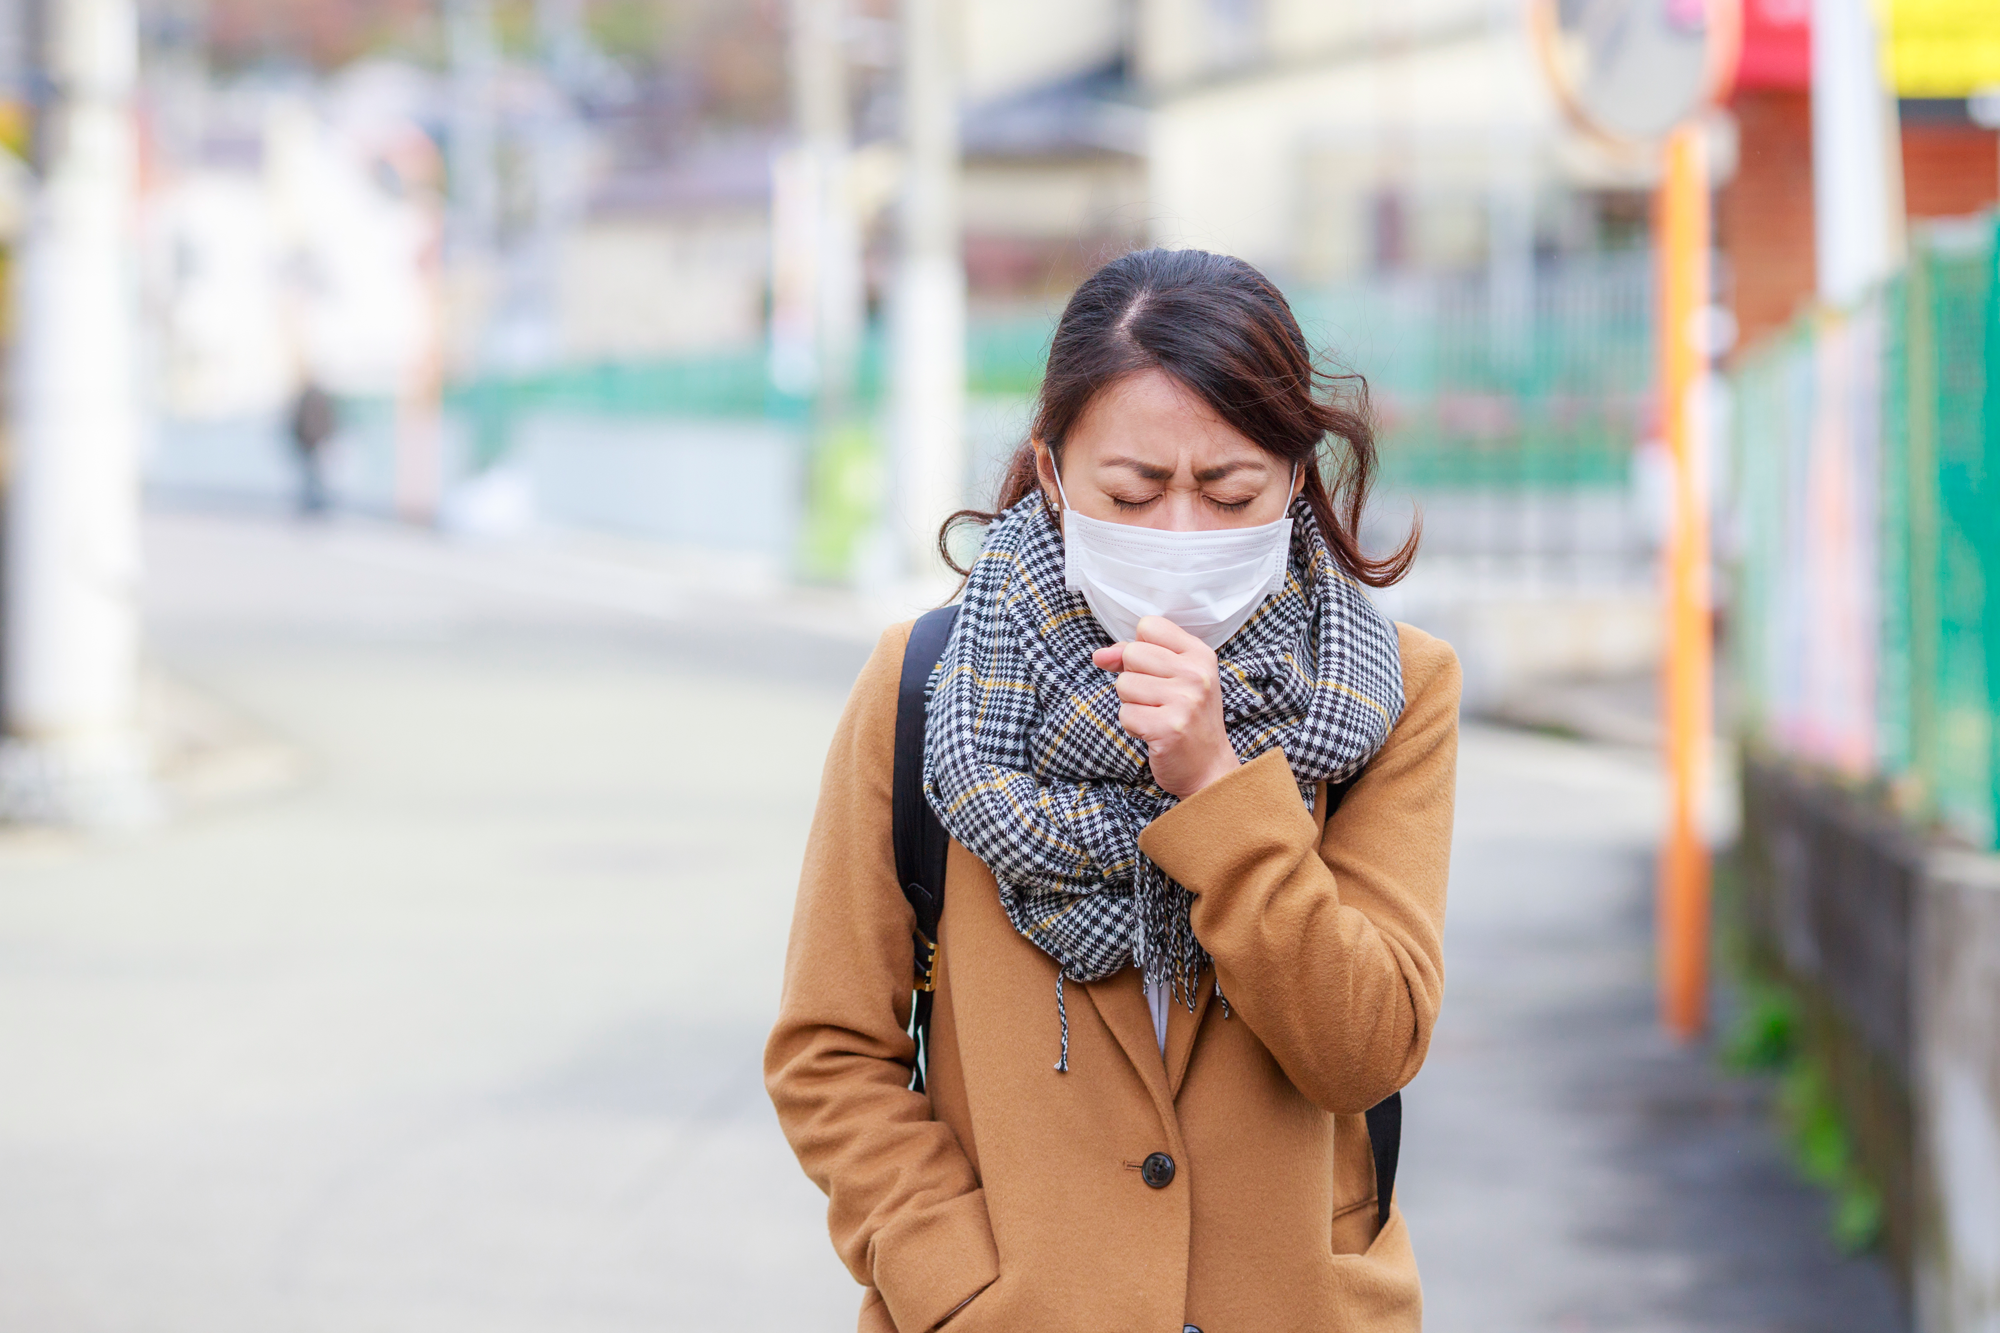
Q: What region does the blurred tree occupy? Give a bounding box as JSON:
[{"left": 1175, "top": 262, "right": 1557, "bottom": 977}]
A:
[
  {"left": 194, "top": 0, "right": 790, "bottom": 136},
  {"left": 201, "top": 0, "right": 441, "bottom": 70}
]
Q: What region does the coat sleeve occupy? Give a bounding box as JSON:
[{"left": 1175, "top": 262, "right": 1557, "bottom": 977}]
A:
[
  {"left": 764, "top": 622, "right": 999, "bottom": 1333},
  {"left": 1136, "top": 624, "right": 1460, "bottom": 1116}
]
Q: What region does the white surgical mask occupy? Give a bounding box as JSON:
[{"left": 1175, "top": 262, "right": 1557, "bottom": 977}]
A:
[{"left": 1053, "top": 465, "right": 1295, "bottom": 650}]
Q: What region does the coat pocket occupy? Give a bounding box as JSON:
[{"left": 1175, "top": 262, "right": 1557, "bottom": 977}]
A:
[
  {"left": 929, "top": 1274, "right": 1007, "bottom": 1332},
  {"left": 1324, "top": 1205, "right": 1422, "bottom": 1333},
  {"left": 1328, "top": 1191, "right": 1381, "bottom": 1255}
]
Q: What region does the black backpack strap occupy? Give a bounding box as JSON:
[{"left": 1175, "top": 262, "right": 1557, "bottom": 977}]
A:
[
  {"left": 892, "top": 605, "right": 959, "bottom": 1093},
  {"left": 1323, "top": 773, "right": 1403, "bottom": 1234}
]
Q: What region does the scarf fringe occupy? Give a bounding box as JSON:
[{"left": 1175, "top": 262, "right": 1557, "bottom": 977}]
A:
[{"left": 1053, "top": 973, "right": 1070, "bottom": 1073}]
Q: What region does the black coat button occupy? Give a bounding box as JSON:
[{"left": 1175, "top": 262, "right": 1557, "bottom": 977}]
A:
[{"left": 1140, "top": 1152, "right": 1176, "bottom": 1188}]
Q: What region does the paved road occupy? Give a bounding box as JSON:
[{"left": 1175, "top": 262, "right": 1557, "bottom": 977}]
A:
[{"left": 0, "top": 510, "right": 1902, "bottom": 1332}]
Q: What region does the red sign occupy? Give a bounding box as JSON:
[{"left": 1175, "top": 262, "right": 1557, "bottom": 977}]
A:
[{"left": 1736, "top": 0, "right": 1810, "bottom": 91}]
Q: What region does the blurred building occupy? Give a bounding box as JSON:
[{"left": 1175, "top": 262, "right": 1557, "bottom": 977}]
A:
[
  {"left": 133, "top": 0, "right": 1672, "bottom": 699},
  {"left": 957, "top": 0, "right": 1146, "bottom": 301},
  {"left": 555, "top": 137, "right": 772, "bottom": 360},
  {"left": 1722, "top": 0, "right": 2000, "bottom": 351},
  {"left": 1135, "top": 0, "right": 1655, "bottom": 281}
]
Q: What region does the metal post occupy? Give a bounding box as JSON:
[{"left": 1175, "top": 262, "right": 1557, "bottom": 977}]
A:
[
  {"left": 393, "top": 0, "right": 492, "bottom": 526},
  {"left": 891, "top": 0, "right": 965, "bottom": 584},
  {"left": 1656, "top": 122, "right": 1712, "bottom": 1038},
  {"left": 2, "top": 0, "right": 151, "bottom": 825},
  {"left": 1904, "top": 237, "right": 1940, "bottom": 817}
]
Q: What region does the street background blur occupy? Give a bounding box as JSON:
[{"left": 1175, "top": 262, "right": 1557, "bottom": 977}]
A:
[{"left": 0, "top": 1, "right": 1997, "bottom": 1330}]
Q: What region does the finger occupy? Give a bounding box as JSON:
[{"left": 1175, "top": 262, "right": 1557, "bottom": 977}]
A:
[
  {"left": 1113, "top": 671, "right": 1179, "bottom": 706},
  {"left": 1117, "top": 701, "right": 1171, "bottom": 742},
  {"left": 1091, "top": 643, "right": 1125, "bottom": 672},
  {"left": 1134, "top": 616, "right": 1207, "bottom": 655},
  {"left": 1117, "top": 640, "right": 1200, "bottom": 681},
  {"left": 1128, "top": 640, "right": 1216, "bottom": 696}
]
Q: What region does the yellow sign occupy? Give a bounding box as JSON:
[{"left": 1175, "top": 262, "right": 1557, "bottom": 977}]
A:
[{"left": 1885, "top": 0, "right": 2000, "bottom": 96}]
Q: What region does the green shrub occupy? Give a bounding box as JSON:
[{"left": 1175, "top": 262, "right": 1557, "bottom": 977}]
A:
[
  {"left": 1718, "top": 978, "right": 1883, "bottom": 1254},
  {"left": 1722, "top": 982, "right": 1799, "bottom": 1071}
]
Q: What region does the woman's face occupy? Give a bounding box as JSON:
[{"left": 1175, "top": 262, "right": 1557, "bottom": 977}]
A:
[{"left": 1034, "top": 368, "right": 1301, "bottom": 531}]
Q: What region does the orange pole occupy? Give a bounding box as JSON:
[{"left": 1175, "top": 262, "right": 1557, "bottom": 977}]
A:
[{"left": 1656, "top": 122, "right": 1712, "bottom": 1039}]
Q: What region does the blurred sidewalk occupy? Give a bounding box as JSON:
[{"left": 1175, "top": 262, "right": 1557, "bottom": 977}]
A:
[{"left": 0, "top": 509, "right": 1902, "bottom": 1332}]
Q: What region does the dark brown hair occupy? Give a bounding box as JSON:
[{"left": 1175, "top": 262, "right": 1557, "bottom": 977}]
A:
[{"left": 940, "top": 247, "right": 1418, "bottom": 585}]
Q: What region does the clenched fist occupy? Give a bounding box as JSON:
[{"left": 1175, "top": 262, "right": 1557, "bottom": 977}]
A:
[{"left": 1092, "top": 616, "right": 1242, "bottom": 799}]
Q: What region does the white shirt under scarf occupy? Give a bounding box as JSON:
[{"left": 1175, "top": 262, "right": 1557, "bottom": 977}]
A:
[{"left": 1145, "top": 975, "right": 1170, "bottom": 1055}]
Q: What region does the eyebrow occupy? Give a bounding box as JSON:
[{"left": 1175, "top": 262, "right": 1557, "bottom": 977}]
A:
[{"left": 1100, "top": 456, "right": 1264, "bottom": 484}]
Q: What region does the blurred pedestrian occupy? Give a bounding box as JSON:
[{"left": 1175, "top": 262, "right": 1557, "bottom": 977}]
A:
[
  {"left": 766, "top": 249, "right": 1458, "bottom": 1332},
  {"left": 289, "top": 379, "right": 337, "bottom": 516}
]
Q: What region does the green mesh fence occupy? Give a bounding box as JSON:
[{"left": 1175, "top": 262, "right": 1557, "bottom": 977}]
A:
[
  {"left": 1731, "top": 214, "right": 2000, "bottom": 849},
  {"left": 444, "top": 312, "right": 1062, "bottom": 426},
  {"left": 1294, "top": 255, "right": 1654, "bottom": 492},
  {"left": 1921, "top": 221, "right": 2000, "bottom": 845}
]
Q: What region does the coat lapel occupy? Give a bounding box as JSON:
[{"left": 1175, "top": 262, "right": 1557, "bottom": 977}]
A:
[
  {"left": 1081, "top": 970, "right": 1174, "bottom": 1109},
  {"left": 1164, "top": 971, "right": 1216, "bottom": 1099},
  {"left": 1083, "top": 967, "right": 1220, "bottom": 1106}
]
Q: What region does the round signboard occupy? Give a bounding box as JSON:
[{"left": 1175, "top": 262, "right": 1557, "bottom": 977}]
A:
[{"left": 1531, "top": 0, "right": 1743, "bottom": 145}]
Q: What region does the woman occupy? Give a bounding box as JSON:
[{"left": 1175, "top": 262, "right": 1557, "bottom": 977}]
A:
[{"left": 766, "top": 248, "right": 1459, "bottom": 1333}]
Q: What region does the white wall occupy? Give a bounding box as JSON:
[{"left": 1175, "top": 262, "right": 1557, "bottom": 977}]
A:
[
  {"left": 963, "top": 0, "right": 1126, "bottom": 103},
  {"left": 1145, "top": 29, "right": 1560, "bottom": 275},
  {"left": 961, "top": 159, "right": 1147, "bottom": 240},
  {"left": 555, "top": 210, "right": 769, "bottom": 362},
  {"left": 1137, "top": 0, "right": 1490, "bottom": 93}
]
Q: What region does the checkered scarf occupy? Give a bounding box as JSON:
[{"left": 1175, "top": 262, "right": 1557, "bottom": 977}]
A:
[{"left": 923, "top": 493, "right": 1405, "bottom": 1044}]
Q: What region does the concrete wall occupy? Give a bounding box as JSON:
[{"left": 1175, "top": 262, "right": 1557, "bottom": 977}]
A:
[
  {"left": 143, "top": 412, "right": 804, "bottom": 564},
  {"left": 1739, "top": 756, "right": 2000, "bottom": 1332},
  {"left": 1915, "top": 851, "right": 2000, "bottom": 1333},
  {"left": 1738, "top": 757, "right": 1921, "bottom": 1281}
]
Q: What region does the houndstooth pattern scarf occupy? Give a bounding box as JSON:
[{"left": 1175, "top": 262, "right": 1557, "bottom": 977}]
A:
[{"left": 922, "top": 493, "right": 1405, "bottom": 1060}]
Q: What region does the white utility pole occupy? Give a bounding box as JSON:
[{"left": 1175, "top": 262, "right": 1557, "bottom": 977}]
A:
[
  {"left": 525, "top": 0, "right": 591, "bottom": 359},
  {"left": 1485, "top": 0, "right": 1535, "bottom": 364},
  {"left": 1812, "top": 0, "right": 1904, "bottom": 305},
  {"left": 1486, "top": 0, "right": 1538, "bottom": 587},
  {"left": 890, "top": 0, "right": 965, "bottom": 582},
  {"left": 789, "top": 0, "right": 864, "bottom": 416},
  {"left": 447, "top": 0, "right": 500, "bottom": 258},
  {"left": 2, "top": 0, "right": 151, "bottom": 824}
]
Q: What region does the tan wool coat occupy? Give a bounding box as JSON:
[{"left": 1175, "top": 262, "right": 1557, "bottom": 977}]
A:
[{"left": 765, "top": 619, "right": 1460, "bottom": 1333}]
